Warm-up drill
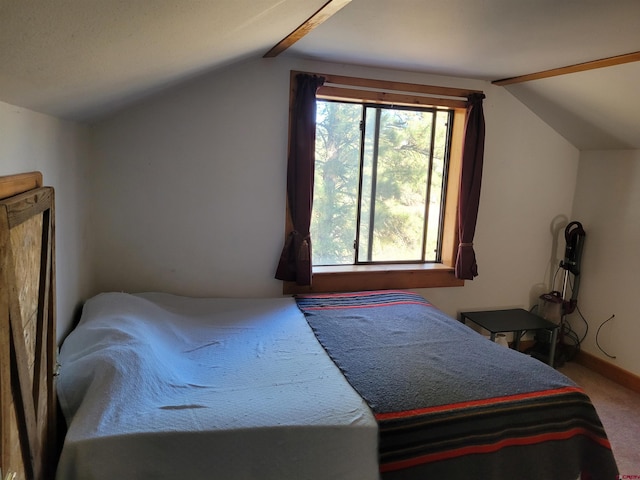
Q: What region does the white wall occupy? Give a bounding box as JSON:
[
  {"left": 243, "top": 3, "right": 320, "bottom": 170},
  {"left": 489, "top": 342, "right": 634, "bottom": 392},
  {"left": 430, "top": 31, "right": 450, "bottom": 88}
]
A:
[
  {"left": 0, "top": 101, "right": 92, "bottom": 341},
  {"left": 568, "top": 150, "right": 640, "bottom": 376},
  {"left": 421, "top": 85, "right": 579, "bottom": 317},
  {"left": 90, "top": 58, "right": 293, "bottom": 297},
  {"left": 4, "top": 57, "right": 635, "bottom": 375},
  {"left": 89, "top": 57, "right": 579, "bottom": 320}
]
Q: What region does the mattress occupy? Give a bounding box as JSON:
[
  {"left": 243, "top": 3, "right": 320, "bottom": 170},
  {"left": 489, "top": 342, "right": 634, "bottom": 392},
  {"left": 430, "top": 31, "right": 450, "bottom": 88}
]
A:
[{"left": 56, "top": 293, "right": 379, "bottom": 480}]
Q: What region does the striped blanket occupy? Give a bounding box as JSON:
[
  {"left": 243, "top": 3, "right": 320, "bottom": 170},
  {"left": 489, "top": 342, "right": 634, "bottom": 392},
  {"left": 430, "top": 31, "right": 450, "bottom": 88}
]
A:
[{"left": 296, "top": 290, "right": 618, "bottom": 480}]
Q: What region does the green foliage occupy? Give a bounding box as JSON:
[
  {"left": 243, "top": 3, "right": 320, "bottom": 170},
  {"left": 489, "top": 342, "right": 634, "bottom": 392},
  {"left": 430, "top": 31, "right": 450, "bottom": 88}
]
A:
[
  {"left": 312, "top": 101, "right": 360, "bottom": 265},
  {"left": 312, "top": 101, "right": 451, "bottom": 265}
]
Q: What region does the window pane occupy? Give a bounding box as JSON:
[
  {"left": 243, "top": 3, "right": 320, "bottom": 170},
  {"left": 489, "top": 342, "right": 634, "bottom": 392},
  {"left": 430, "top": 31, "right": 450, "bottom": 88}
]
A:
[
  {"left": 358, "top": 107, "right": 433, "bottom": 262},
  {"left": 424, "top": 110, "right": 451, "bottom": 262},
  {"left": 312, "top": 101, "right": 451, "bottom": 267},
  {"left": 356, "top": 108, "right": 378, "bottom": 262},
  {"left": 311, "top": 101, "right": 362, "bottom": 265}
]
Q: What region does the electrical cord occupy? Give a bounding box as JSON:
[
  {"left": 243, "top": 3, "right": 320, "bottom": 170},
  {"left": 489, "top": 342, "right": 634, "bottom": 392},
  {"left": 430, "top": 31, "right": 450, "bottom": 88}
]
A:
[
  {"left": 559, "top": 322, "right": 580, "bottom": 361},
  {"left": 595, "top": 314, "right": 616, "bottom": 359},
  {"left": 551, "top": 265, "right": 561, "bottom": 291},
  {"left": 574, "top": 305, "right": 589, "bottom": 344},
  {"left": 560, "top": 284, "right": 614, "bottom": 360},
  {"left": 532, "top": 267, "right": 592, "bottom": 363},
  {"left": 565, "top": 270, "right": 615, "bottom": 357},
  {"left": 561, "top": 274, "right": 587, "bottom": 354}
]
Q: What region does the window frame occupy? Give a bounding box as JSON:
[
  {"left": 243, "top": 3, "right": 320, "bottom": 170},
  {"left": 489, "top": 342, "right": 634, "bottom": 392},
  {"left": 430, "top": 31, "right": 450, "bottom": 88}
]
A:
[
  {"left": 313, "top": 100, "right": 453, "bottom": 266},
  {"left": 281, "top": 71, "right": 483, "bottom": 294}
]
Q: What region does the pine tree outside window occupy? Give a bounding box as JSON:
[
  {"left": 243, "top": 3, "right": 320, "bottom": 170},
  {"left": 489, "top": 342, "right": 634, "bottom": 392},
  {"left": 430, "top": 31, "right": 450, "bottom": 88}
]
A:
[
  {"left": 313, "top": 101, "right": 453, "bottom": 267},
  {"left": 280, "top": 71, "right": 485, "bottom": 294}
]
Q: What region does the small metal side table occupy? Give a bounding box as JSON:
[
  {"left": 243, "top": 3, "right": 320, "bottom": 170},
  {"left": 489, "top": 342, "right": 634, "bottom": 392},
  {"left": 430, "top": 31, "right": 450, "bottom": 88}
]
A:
[{"left": 460, "top": 308, "right": 559, "bottom": 367}]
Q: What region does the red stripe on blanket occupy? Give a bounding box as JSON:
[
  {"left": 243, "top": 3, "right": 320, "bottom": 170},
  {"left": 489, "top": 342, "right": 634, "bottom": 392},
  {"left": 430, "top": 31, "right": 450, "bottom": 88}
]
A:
[
  {"left": 301, "top": 300, "right": 432, "bottom": 311},
  {"left": 379, "top": 427, "right": 612, "bottom": 472},
  {"left": 296, "top": 290, "right": 432, "bottom": 310},
  {"left": 375, "top": 386, "right": 585, "bottom": 421},
  {"left": 297, "top": 290, "right": 411, "bottom": 298}
]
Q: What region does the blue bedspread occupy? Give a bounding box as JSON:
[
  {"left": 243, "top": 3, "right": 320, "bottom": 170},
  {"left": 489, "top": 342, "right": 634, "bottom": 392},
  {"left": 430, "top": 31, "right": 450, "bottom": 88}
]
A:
[{"left": 296, "top": 290, "right": 618, "bottom": 480}]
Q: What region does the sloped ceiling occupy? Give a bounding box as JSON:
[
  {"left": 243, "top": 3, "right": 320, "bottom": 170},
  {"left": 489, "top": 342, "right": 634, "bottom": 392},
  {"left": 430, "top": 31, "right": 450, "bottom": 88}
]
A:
[
  {"left": 504, "top": 62, "right": 640, "bottom": 150},
  {"left": 1, "top": 0, "right": 639, "bottom": 150}
]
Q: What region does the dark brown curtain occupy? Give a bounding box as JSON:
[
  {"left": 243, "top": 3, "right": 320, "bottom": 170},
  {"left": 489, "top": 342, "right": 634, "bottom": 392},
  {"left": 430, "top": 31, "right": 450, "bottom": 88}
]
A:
[
  {"left": 455, "top": 93, "right": 486, "bottom": 280},
  {"left": 275, "top": 73, "right": 325, "bottom": 285}
]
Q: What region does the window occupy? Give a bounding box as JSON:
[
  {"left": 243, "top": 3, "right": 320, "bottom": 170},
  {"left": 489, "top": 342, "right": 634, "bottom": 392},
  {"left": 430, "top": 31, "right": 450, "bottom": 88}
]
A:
[
  {"left": 313, "top": 101, "right": 453, "bottom": 266},
  {"left": 282, "top": 71, "right": 483, "bottom": 294}
]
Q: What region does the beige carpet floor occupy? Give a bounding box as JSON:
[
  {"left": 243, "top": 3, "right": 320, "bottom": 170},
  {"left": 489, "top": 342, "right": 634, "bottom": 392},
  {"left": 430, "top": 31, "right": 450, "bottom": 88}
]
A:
[{"left": 559, "top": 361, "right": 640, "bottom": 475}]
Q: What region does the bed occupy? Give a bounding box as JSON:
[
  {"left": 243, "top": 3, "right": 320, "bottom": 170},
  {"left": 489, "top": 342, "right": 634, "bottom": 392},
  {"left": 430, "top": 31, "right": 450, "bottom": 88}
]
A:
[{"left": 56, "top": 289, "right": 618, "bottom": 480}]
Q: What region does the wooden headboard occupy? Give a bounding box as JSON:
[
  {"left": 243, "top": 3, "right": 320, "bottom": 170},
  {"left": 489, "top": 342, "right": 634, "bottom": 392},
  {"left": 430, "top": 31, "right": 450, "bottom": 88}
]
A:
[{"left": 0, "top": 172, "right": 57, "bottom": 480}]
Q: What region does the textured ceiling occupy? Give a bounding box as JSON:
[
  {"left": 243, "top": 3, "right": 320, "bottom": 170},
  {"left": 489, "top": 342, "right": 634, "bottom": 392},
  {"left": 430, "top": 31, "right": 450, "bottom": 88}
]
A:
[
  {"left": 505, "top": 62, "right": 640, "bottom": 151},
  {"left": 1, "top": 0, "right": 639, "bottom": 149},
  {"left": 0, "top": 0, "right": 327, "bottom": 120},
  {"left": 288, "top": 0, "right": 640, "bottom": 81}
]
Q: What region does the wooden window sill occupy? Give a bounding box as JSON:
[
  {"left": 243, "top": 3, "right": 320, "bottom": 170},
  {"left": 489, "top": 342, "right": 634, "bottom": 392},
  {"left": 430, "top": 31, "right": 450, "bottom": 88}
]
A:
[{"left": 283, "top": 263, "right": 464, "bottom": 294}]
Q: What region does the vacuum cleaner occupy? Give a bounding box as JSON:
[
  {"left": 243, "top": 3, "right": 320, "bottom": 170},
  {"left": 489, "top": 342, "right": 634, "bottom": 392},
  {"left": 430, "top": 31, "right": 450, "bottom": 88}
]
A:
[{"left": 532, "top": 221, "right": 586, "bottom": 366}]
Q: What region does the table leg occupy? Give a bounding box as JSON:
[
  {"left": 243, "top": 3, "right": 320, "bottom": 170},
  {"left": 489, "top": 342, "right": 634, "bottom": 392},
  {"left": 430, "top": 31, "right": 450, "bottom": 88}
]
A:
[
  {"left": 548, "top": 328, "right": 558, "bottom": 367},
  {"left": 513, "top": 330, "right": 522, "bottom": 351}
]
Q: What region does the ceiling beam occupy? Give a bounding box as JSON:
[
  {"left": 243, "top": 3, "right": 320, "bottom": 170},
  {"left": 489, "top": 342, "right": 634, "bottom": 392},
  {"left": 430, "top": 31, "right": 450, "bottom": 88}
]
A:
[
  {"left": 264, "top": 0, "right": 351, "bottom": 58},
  {"left": 492, "top": 51, "right": 640, "bottom": 86}
]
